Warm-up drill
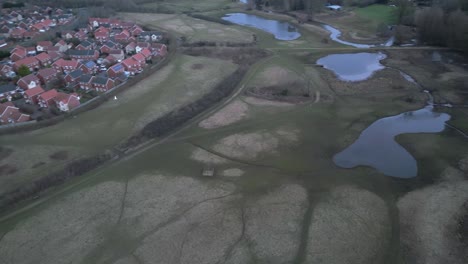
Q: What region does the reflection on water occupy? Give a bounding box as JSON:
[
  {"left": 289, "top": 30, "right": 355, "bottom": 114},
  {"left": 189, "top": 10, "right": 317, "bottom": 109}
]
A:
[
  {"left": 333, "top": 106, "right": 450, "bottom": 178},
  {"left": 316, "top": 52, "right": 386, "bottom": 81},
  {"left": 222, "top": 13, "right": 301, "bottom": 40}
]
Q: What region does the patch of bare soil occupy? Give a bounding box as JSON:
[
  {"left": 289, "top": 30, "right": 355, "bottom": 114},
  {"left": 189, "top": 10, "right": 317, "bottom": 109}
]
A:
[
  {"left": 221, "top": 168, "right": 244, "bottom": 177},
  {"left": 398, "top": 180, "right": 468, "bottom": 264},
  {"left": 213, "top": 128, "right": 299, "bottom": 160},
  {"left": 49, "top": 150, "right": 69, "bottom": 160},
  {"left": 306, "top": 185, "right": 391, "bottom": 264},
  {"left": 199, "top": 100, "right": 249, "bottom": 129},
  {"left": 0, "top": 164, "right": 17, "bottom": 175}
]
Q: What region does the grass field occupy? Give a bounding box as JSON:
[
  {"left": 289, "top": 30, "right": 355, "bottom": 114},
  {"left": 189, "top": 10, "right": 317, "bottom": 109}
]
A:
[
  {"left": 120, "top": 12, "right": 254, "bottom": 43},
  {"left": 315, "top": 4, "right": 396, "bottom": 42},
  {"left": 0, "top": 54, "right": 237, "bottom": 197},
  {"left": 354, "top": 4, "right": 396, "bottom": 25}
]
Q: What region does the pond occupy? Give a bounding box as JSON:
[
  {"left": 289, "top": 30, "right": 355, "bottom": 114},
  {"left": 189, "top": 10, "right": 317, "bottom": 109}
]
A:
[
  {"left": 222, "top": 13, "right": 301, "bottom": 40},
  {"left": 316, "top": 52, "right": 386, "bottom": 82},
  {"left": 322, "top": 24, "right": 394, "bottom": 48},
  {"left": 333, "top": 106, "right": 451, "bottom": 178}
]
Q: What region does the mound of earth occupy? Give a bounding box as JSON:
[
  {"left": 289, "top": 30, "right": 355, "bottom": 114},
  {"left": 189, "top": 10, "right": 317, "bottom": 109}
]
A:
[
  {"left": 199, "top": 100, "right": 249, "bottom": 129},
  {"left": 213, "top": 128, "right": 299, "bottom": 160},
  {"left": 398, "top": 180, "right": 468, "bottom": 264},
  {"left": 306, "top": 185, "right": 391, "bottom": 264}
]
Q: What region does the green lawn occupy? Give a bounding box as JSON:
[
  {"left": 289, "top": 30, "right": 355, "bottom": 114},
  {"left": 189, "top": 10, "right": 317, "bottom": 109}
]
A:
[{"left": 355, "top": 4, "right": 396, "bottom": 25}]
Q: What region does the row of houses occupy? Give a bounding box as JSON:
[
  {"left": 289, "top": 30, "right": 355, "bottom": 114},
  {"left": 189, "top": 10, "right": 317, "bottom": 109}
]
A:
[
  {"left": 0, "top": 6, "right": 74, "bottom": 45},
  {"left": 0, "top": 16, "right": 168, "bottom": 125}
]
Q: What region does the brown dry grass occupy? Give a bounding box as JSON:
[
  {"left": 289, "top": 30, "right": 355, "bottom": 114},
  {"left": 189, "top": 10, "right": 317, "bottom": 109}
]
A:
[{"left": 199, "top": 100, "right": 249, "bottom": 129}]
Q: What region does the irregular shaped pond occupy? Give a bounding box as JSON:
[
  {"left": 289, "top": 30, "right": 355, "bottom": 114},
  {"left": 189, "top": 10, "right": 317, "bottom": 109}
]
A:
[
  {"left": 322, "top": 24, "right": 394, "bottom": 48},
  {"left": 333, "top": 106, "right": 451, "bottom": 178},
  {"left": 222, "top": 13, "right": 301, "bottom": 40},
  {"left": 316, "top": 52, "right": 386, "bottom": 82}
]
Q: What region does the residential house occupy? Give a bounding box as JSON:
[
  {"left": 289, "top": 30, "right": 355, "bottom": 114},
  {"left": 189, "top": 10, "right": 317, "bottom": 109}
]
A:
[
  {"left": 0, "top": 38, "right": 7, "bottom": 48},
  {"left": 24, "top": 86, "right": 45, "bottom": 104},
  {"left": 130, "top": 25, "right": 143, "bottom": 37},
  {"left": 67, "top": 49, "right": 99, "bottom": 61},
  {"left": 47, "top": 51, "right": 64, "bottom": 62},
  {"left": 139, "top": 31, "right": 163, "bottom": 42},
  {"left": 140, "top": 48, "right": 152, "bottom": 61},
  {"left": 135, "top": 42, "right": 150, "bottom": 54},
  {"left": 17, "top": 74, "right": 40, "bottom": 90},
  {"left": 0, "top": 64, "right": 16, "bottom": 78},
  {"left": 30, "top": 22, "right": 48, "bottom": 32},
  {"left": 152, "top": 43, "right": 168, "bottom": 57},
  {"left": 13, "top": 56, "right": 39, "bottom": 71},
  {"left": 0, "top": 104, "right": 30, "bottom": 124},
  {"left": 91, "top": 76, "right": 114, "bottom": 92},
  {"left": 0, "top": 84, "right": 16, "bottom": 101},
  {"left": 54, "top": 40, "right": 69, "bottom": 52},
  {"left": 99, "top": 41, "right": 118, "bottom": 54},
  {"left": 37, "top": 89, "right": 58, "bottom": 108},
  {"left": 52, "top": 59, "right": 81, "bottom": 74},
  {"left": 36, "top": 41, "right": 53, "bottom": 52},
  {"left": 62, "top": 30, "right": 74, "bottom": 40},
  {"left": 37, "top": 68, "right": 58, "bottom": 84},
  {"left": 74, "top": 30, "right": 88, "bottom": 41},
  {"left": 107, "top": 63, "right": 125, "bottom": 78},
  {"left": 10, "top": 27, "right": 26, "bottom": 39},
  {"left": 10, "top": 46, "right": 26, "bottom": 61},
  {"left": 23, "top": 31, "right": 38, "bottom": 40},
  {"left": 54, "top": 92, "right": 80, "bottom": 112},
  {"left": 64, "top": 69, "right": 83, "bottom": 87},
  {"left": 125, "top": 42, "right": 136, "bottom": 54},
  {"left": 103, "top": 55, "right": 117, "bottom": 66},
  {"left": 132, "top": 53, "right": 146, "bottom": 69},
  {"left": 79, "top": 61, "right": 97, "bottom": 74},
  {"left": 114, "top": 29, "right": 130, "bottom": 43},
  {"left": 26, "top": 47, "right": 37, "bottom": 56},
  {"left": 121, "top": 57, "right": 139, "bottom": 75},
  {"left": 78, "top": 74, "right": 93, "bottom": 90},
  {"left": 75, "top": 40, "right": 95, "bottom": 50},
  {"left": 108, "top": 49, "right": 124, "bottom": 61},
  {"left": 94, "top": 28, "right": 109, "bottom": 43},
  {"left": 35, "top": 52, "right": 52, "bottom": 67}
]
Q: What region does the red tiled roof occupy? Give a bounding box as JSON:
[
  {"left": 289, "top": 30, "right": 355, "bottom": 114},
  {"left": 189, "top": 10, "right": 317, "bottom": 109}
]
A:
[
  {"left": 122, "top": 57, "right": 138, "bottom": 67},
  {"left": 37, "top": 68, "right": 57, "bottom": 78},
  {"left": 14, "top": 56, "right": 38, "bottom": 68},
  {"left": 37, "top": 41, "right": 53, "bottom": 47},
  {"left": 140, "top": 48, "right": 152, "bottom": 58},
  {"left": 35, "top": 52, "right": 51, "bottom": 61},
  {"left": 38, "top": 89, "right": 58, "bottom": 101},
  {"left": 132, "top": 53, "right": 145, "bottom": 62},
  {"left": 24, "top": 86, "right": 44, "bottom": 97}
]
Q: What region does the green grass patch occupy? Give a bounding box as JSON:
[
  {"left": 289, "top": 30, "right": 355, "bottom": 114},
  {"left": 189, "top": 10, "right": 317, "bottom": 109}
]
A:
[{"left": 355, "top": 4, "right": 396, "bottom": 25}]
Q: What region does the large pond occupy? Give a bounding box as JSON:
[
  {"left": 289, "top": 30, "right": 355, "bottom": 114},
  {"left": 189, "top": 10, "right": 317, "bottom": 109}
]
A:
[
  {"left": 222, "top": 13, "right": 301, "bottom": 40},
  {"left": 333, "top": 106, "right": 451, "bottom": 178},
  {"left": 316, "top": 52, "right": 386, "bottom": 82},
  {"left": 322, "top": 24, "right": 394, "bottom": 48}
]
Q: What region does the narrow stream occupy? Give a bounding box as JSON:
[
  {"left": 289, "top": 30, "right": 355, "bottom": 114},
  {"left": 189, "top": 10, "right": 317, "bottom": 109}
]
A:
[{"left": 322, "top": 24, "right": 394, "bottom": 48}]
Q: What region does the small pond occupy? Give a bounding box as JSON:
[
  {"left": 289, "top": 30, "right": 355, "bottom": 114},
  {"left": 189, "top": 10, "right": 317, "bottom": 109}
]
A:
[
  {"left": 222, "top": 13, "right": 301, "bottom": 40},
  {"left": 322, "top": 24, "right": 394, "bottom": 48},
  {"left": 333, "top": 106, "right": 451, "bottom": 178},
  {"left": 316, "top": 52, "right": 386, "bottom": 82}
]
